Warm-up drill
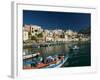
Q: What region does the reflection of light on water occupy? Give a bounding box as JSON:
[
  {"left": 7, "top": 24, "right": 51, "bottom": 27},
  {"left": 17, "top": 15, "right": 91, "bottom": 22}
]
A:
[
  {"left": 23, "top": 42, "right": 84, "bottom": 56},
  {"left": 23, "top": 43, "right": 70, "bottom": 56}
]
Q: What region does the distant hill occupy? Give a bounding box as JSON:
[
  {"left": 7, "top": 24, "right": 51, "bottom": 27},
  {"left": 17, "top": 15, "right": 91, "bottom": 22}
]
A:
[{"left": 78, "top": 27, "right": 91, "bottom": 35}]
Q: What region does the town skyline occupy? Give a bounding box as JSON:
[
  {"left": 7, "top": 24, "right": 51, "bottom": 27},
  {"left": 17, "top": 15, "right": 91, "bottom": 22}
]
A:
[{"left": 23, "top": 10, "right": 91, "bottom": 31}]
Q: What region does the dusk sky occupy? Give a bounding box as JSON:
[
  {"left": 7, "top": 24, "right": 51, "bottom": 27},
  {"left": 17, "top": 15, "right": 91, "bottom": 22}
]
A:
[{"left": 23, "top": 10, "right": 91, "bottom": 31}]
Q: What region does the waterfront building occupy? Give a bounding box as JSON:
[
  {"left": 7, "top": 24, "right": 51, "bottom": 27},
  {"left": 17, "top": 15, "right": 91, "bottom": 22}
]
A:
[
  {"left": 23, "top": 25, "right": 89, "bottom": 42},
  {"left": 65, "top": 30, "right": 79, "bottom": 41},
  {"left": 64, "top": 34, "right": 68, "bottom": 41},
  {"left": 23, "top": 25, "right": 31, "bottom": 41},
  {"left": 46, "top": 36, "right": 54, "bottom": 42},
  {"left": 23, "top": 30, "right": 29, "bottom": 42},
  {"left": 65, "top": 30, "right": 73, "bottom": 35},
  {"left": 45, "top": 30, "right": 53, "bottom": 37},
  {"left": 24, "top": 25, "right": 31, "bottom": 32},
  {"left": 44, "top": 29, "right": 54, "bottom": 42},
  {"left": 52, "top": 29, "right": 63, "bottom": 35}
]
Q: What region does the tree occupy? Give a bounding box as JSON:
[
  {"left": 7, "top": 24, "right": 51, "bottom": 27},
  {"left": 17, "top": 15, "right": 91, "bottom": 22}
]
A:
[
  {"left": 36, "top": 32, "right": 43, "bottom": 38},
  {"left": 31, "top": 36, "right": 38, "bottom": 42}
]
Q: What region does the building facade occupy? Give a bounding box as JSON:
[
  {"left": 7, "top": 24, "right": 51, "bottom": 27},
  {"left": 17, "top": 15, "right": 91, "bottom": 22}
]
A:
[{"left": 23, "top": 30, "right": 29, "bottom": 41}]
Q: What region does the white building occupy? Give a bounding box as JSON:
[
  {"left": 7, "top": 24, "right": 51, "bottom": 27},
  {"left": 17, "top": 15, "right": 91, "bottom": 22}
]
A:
[
  {"left": 23, "top": 30, "right": 29, "bottom": 41},
  {"left": 65, "top": 30, "right": 74, "bottom": 36},
  {"left": 52, "top": 29, "right": 63, "bottom": 35},
  {"left": 64, "top": 34, "right": 68, "bottom": 41},
  {"left": 24, "top": 25, "right": 31, "bottom": 32},
  {"left": 46, "top": 37, "right": 54, "bottom": 42},
  {"left": 44, "top": 30, "right": 54, "bottom": 42}
]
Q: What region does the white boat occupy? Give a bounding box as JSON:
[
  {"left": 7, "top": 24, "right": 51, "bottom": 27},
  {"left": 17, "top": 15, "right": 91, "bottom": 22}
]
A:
[
  {"left": 73, "top": 45, "right": 79, "bottom": 50},
  {"left": 23, "top": 52, "right": 40, "bottom": 59}
]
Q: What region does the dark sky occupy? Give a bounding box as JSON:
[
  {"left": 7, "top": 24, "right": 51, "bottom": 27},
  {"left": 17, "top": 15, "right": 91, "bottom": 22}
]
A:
[{"left": 23, "top": 10, "right": 91, "bottom": 31}]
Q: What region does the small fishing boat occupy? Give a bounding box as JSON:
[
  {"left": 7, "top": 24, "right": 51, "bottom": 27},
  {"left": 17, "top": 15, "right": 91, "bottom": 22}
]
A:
[
  {"left": 23, "top": 52, "right": 40, "bottom": 60},
  {"left": 72, "top": 45, "right": 79, "bottom": 50},
  {"left": 23, "top": 54, "right": 68, "bottom": 69}
]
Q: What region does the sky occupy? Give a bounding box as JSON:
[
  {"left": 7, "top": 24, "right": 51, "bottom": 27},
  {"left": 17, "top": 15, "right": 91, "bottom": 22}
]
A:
[{"left": 23, "top": 10, "right": 91, "bottom": 31}]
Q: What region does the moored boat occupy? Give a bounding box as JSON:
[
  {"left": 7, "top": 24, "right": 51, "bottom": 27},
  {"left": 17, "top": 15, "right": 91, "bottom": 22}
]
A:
[
  {"left": 23, "top": 53, "right": 68, "bottom": 69},
  {"left": 72, "top": 45, "right": 79, "bottom": 50}
]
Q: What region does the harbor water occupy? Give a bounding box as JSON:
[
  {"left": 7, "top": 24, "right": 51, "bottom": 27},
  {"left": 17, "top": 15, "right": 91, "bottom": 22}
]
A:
[{"left": 23, "top": 41, "right": 91, "bottom": 68}]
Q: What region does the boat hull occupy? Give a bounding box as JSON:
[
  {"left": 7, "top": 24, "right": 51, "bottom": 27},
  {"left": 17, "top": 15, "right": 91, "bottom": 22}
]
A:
[{"left": 46, "top": 56, "right": 68, "bottom": 68}]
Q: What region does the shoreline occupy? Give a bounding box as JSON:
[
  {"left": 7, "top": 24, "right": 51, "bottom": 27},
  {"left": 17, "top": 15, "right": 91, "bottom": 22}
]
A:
[{"left": 23, "top": 40, "right": 90, "bottom": 48}]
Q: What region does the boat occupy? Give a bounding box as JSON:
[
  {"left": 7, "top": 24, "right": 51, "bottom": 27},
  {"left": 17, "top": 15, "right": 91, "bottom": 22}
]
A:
[
  {"left": 23, "top": 54, "right": 68, "bottom": 69},
  {"left": 72, "top": 45, "right": 79, "bottom": 50},
  {"left": 46, "top": 55, "right": 68, "bottom": 68},
  {"left": 23, "top": 52, "right": 40, "bottom": 60}
]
